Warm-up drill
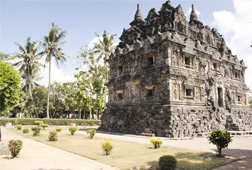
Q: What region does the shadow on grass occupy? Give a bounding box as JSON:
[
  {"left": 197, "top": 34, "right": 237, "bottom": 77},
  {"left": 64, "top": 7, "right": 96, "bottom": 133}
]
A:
[
  {"left": 213, "top": 148, "right": 252, "bottom": 159},
  {"left": 147, "top": 152, "right": 225, "bottom": 170}
]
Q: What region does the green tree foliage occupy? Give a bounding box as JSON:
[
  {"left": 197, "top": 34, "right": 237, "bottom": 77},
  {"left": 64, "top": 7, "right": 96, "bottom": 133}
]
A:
[
  {"left": 25, "top": 86, "right": 48, "bottom": 117},
  {"left": 41, "top": 23, "right": 66, "bottom": 118},
  {"left": 77, "top": 48, "right": 106, "bottom": 119},
  {"left": 61, "top": 82, "right": 78, "bottom": 118},
  {"left": 0, "top": 61, "right": 21, "bottom": 113},
  {"left": 207, "top": 130, "right": 233, "bottom": 156},
  {"left": 49, "top": 82, "right": 65, "bottom": 118},
  {"left": 93, "top": 31, "right": 116, "bottom": 107},
  {"left": 14, "top": 37, "right": 43, "bottom": 101}
]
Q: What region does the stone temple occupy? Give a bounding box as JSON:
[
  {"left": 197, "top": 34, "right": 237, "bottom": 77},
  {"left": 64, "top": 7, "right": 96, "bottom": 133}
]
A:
[{"left": 100, "top": 1, "right": 252, "bottom": 137}]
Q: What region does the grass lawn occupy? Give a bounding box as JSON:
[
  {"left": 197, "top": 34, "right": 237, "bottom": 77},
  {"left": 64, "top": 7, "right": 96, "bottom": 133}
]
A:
[{"left": 7, "top": 126, "right": 226, "bottom": 170}]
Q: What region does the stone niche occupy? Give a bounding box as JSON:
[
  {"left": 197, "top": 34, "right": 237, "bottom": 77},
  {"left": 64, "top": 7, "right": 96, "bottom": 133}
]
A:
[{"left": 100, "top": 0, "right": 252, "bottom": 137}]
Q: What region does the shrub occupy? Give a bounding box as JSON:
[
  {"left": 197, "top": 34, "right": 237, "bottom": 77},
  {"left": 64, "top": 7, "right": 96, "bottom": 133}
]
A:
[
  {"left": 8, "top": 140, "right": 23, "bottom": 158},
  {"left": 69, "top": 127, "right": 77, "bottom": 135},
  {"left": 48, "top": 131, "right": 58, "bottom": 141},
  {"left": 17, "top": 124, "right": 22, "bottom": 130},
  {"left": 31, "top": 126, "right": 41, "bottom": 136},
  {"left": 159, "top": 155, "right": 177, "bottom": 170},
  {"left": 150, "top": 138, "right": 163, "bottom": 149},
  {"left": 102, "top": 139, "right": 113, "bottom": 155},
  {"left": 0, "top": 118, "right": 101, "bottom": 126},
  {"left": 23, "top": 128, "right": 29, "bottom": 133},
  {"left": 87, "top": 129, "right": 96, "bottom": 139},
  {"left": 56, "top": 127, "right": 62, "bottom": 132},
  {"left": 34, "top": 121, "right": 43, "bottom": 127},
  {"left": 12, "top": 119, "right": 18, "bottom": 126},
  {"left": 207, "top": 130, "right": 233, "bottom": 156},
  {"left": 69, "top": 119, "right": 76, "bottom": 125},
  {"left": 41, "top": 124, "right": 48, "bottom": 129}
]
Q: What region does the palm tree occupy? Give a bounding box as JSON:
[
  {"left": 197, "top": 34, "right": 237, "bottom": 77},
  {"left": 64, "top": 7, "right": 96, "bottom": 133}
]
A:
[
  {"left": 93, "top": 31, "right": 116, "bottom": 107},
  {"left": 21, "top": 70, "right": 42, "bottom": 92},
  {"left": 14, "top": 37, "right": 43, "bottom": 101},
  {"left": 41, "top": 23, "right": 66, "bottom": 118}
]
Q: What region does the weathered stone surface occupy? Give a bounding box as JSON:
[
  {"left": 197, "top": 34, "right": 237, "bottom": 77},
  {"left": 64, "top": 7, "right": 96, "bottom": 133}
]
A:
[{"left": 100, "top": 1, "right": 252, "bottom": 137}]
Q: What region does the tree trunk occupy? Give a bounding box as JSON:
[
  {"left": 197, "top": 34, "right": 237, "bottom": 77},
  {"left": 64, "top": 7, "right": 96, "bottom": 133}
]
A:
[
  {"left": 218, "top": 147, "right": 222, "bottom": 157},
  {"left": 89, "top": 107, "right": 92, "bottom": 120},
  {"left": 89, "top": 92, "right": 92, "bottom": 120},
  {"left": 96, "top": 109, "right": 99, "bottom": 119},
  {"left": 104, "top": 61, "right": 108, "bottom": 109},
  {"left": 78, "top": 108, "right": 81, "bottom": 119},
  {"left": 27, "top": 63, "right": 33, "bottom": 101},
  {"left": 83, "top": 109, "right": 85, "bottom": 119},
  {"left": 46, "top": 59, "right": 51, "bottom": 118}
]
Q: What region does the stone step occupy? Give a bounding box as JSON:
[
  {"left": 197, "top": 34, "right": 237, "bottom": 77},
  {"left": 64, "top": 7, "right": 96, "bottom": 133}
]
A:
[
  {"left": 140, "top": 133, "right": 155, "bottom": 137},
  {"left": 144, "top": 128, "right": 154, "bottom": 133},
  {"left": 230, "top": 131, "right": 252, "bottom": 136},
  {"left": 197, "top": 132, "right": 210, "bottom": 137}
]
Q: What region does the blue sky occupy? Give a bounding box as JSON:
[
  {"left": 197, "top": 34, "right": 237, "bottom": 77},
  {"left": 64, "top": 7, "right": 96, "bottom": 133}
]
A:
[{"left": 1, "top": 0, "right": 252, "bottom": 89}]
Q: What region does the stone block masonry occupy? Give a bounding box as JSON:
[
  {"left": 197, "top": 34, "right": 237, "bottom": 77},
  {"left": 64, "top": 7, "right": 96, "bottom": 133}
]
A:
[{"left": 100, "top": 0, "right": 252, "bottom": 137}]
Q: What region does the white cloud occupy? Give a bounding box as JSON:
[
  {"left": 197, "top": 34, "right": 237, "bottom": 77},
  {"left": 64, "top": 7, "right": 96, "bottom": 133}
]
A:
[
  {"left": 37, "top": 58, "right": 75, "bottom": 87},
  {"left": 212, "top": 0, "right": 252, "bottom": 90}
]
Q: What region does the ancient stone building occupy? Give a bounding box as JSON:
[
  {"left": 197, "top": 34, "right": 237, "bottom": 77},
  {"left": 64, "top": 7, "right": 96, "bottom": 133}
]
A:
[{"left": 100, "top": 1, "right": 252, "bottom": 137}]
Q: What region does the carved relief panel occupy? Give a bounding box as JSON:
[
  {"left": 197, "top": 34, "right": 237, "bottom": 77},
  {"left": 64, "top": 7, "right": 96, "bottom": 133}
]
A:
[
  {"left": 173, "top": 83, "right": 180, "bottom": 100},
  {"left": 195, "top": 87, "right": 201, "bottom": 101},
  {"left": 171, "top": 50, "right": 178, "bottom": 67}
]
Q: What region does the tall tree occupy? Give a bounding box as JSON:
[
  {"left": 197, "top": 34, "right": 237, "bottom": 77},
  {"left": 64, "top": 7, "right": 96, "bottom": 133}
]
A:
[
  {"left": 78, "top": 48, "right": 106, "bottom": 119},
  {"left": 0, "top": 61, "right": 21, "bottom": 113},
  {"left": 41, "top": 23, "right": 66, "bottom": 118},
  {"left": 14, "top": 37, "right": 43, "bottom": 101},
  {"left": 93, "top": 31, "right": 116, "bottom": 107}
]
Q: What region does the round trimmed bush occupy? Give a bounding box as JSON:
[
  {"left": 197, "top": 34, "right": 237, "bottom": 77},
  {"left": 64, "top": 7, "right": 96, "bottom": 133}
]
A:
[
  {"left": 69, "top": 127, "right": 77, "bottom": 135},
  {"left": 56, "top": 127, "right": 62, "bottom": 132},
  {"left": 159, "top": 155, "right": 177, "bottom": 170},
  {"left": 17, "top": 124, "right": 22, "bottom": 130},
  {"left": 41, "top": 124, "right": 48, "bottom": 129},
  {"left": 23, "top": 128, "right": 29, "bottom": 133}
]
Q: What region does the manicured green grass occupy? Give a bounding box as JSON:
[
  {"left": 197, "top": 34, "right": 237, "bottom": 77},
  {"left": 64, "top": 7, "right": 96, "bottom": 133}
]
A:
[{"left": 7, "top": 126, "right": 225, "bottom": 170}]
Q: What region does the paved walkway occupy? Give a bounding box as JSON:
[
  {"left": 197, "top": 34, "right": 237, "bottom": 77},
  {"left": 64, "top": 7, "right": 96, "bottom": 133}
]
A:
[{"left": 0, "top": 127, "right": 117, "bottom": 170}]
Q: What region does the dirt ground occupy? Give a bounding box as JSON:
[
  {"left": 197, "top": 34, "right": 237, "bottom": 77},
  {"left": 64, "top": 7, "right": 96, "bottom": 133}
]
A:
[
  {"left": 1, "top": 126, "right": 252, "bottom": 170},
  {"left": 0, "top": 127, "right": 117, "bottom": 170}
]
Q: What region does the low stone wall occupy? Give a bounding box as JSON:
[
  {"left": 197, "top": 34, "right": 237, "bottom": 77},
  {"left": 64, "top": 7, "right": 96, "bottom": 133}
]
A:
[{"left": 100, "top": 105, "right": 252, "bottom": 138}]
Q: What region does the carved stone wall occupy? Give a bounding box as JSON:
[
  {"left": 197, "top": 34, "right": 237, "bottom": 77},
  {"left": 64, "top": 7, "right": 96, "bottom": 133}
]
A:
[{"left": 100, "top": 0, "right": 252, "bottom": 137}]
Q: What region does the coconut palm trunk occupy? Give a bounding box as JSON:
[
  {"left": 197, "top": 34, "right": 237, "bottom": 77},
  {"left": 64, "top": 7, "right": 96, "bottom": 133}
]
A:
[
  {"left": 42, "top": 23, "right": 66, "bottom": 119},
  {"left": 47, "top": 59, "right": 51, "bottom": 118}
]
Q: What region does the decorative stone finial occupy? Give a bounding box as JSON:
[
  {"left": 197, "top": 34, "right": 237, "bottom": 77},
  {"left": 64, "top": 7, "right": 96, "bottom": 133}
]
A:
[
  {"left": 135, "top": 4, "right": 143, "bottom": 21},
  {"left": 130, "top": 4, "right": 144, "bottom": 26},
  {"left": 190, "top": 4, "right": 198, "bottom": 22},
  {"left": 167, "top": 0, "right": 171, "bottom": 6}
]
